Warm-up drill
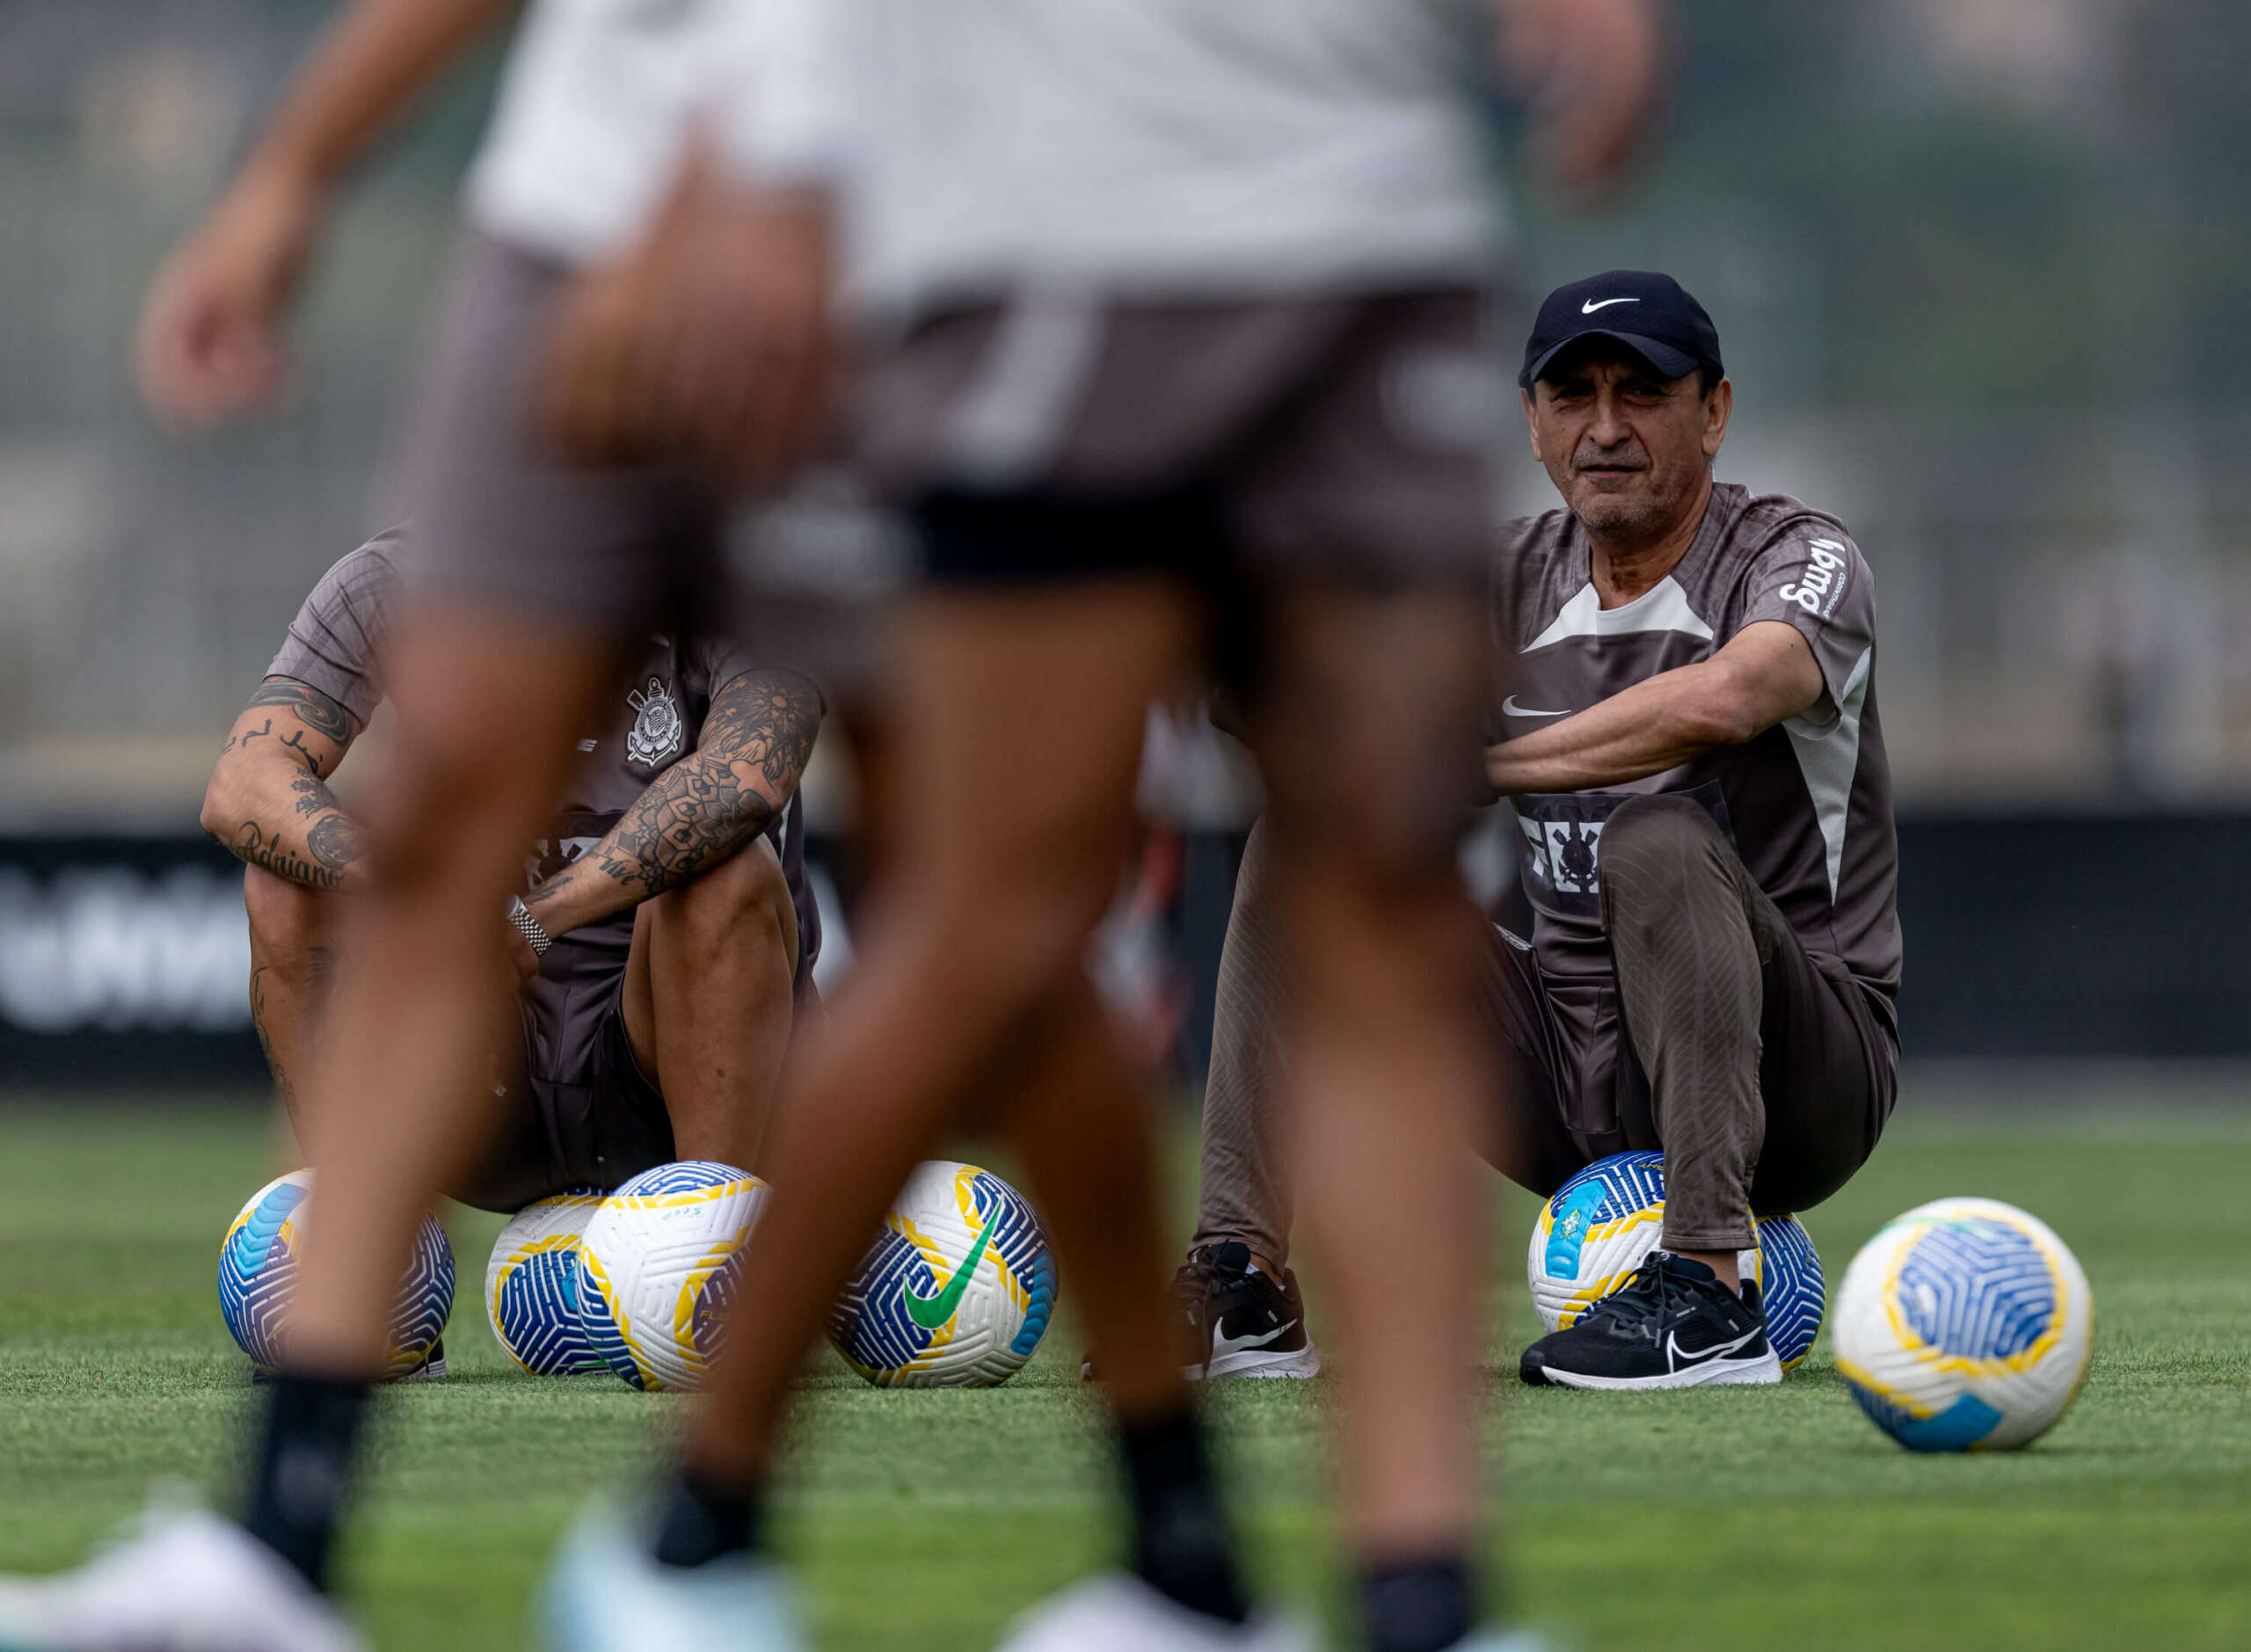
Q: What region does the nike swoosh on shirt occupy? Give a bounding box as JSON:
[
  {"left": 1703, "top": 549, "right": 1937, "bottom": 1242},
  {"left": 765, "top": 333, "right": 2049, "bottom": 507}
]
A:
[
  {"left": 1502, "top": 696, "right": 1572, "bottom": 718},
  {"left": 1581, "top": 297, "right": 1641, "bottom": 313},
  {"left": 1665, "top": 1326, "right": 1760, "bottom": 1371},
  {"left": 904, "top": 1216, "right": 995, "bottom": 1330}
]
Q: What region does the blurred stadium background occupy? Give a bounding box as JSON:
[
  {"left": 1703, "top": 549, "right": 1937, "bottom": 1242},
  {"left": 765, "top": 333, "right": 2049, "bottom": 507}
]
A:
[{"left": 3, "top": 0, "right": 2250, "bottom": 1083}]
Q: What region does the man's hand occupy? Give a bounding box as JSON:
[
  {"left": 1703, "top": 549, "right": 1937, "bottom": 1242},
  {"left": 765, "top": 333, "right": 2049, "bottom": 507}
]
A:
[
  {"left": 539, "top": 148, "right": 837, "bottom": 483},
  {"left": 505, "top": 919, "right": 542, "bottom": 986},
  {"left": 135, "top": 163, "right": 325, "bottom": 427},
  {"left": 1498, "top": 0, "right": 1672, "bottom": 200}
]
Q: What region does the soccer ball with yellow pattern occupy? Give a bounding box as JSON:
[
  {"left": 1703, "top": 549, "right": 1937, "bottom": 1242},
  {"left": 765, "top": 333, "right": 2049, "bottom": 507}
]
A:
[{"left": 828, "top": 1161, "right": 1058, "bottom": 1387}]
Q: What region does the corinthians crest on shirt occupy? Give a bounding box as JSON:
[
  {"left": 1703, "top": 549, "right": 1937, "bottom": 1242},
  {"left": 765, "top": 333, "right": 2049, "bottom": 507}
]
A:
[
  {"left": 1512, "top": 782, "right": 1737, "bottom": 914},
  {"left": 624, "top": 676, "right": 684, "bottom": 768}
]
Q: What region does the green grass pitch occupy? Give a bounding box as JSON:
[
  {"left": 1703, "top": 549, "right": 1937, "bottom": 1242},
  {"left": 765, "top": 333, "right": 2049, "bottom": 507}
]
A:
[{"left": 3, "top": 1090, "right": 2248, "bottom": 1649}]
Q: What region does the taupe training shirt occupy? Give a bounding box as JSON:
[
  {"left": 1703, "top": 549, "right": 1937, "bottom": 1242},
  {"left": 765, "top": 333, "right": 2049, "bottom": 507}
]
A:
[{"left": 1490, "top": 482, "right": 1900, "bottom": 1045}]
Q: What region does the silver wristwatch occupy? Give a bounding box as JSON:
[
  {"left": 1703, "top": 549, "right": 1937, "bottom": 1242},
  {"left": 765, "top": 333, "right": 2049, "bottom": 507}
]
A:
[{"left": 506, "top": 895, "right": 553, "bottom": 958}]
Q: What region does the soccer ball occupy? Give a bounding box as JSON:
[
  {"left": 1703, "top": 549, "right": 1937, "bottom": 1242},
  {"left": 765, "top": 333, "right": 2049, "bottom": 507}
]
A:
[
  {"left": 484, "top": 1189, "right": 607, "bottom": 1375},
  {"left": 1526, "top": 1151, "right": 1826, "bottom": 1371},
  {"left": 828, "top": 1161, "right": 1057, "bottom": 1387},
  {"left": 1833, "top": 1197, "right": 2093, "bottom": 1452},
  {"left": 217, "top": 1169, "right": 455, "bottom": 1378},
  {"left": 575, "top": 1161, "right": 769, "bottom": 1391}
]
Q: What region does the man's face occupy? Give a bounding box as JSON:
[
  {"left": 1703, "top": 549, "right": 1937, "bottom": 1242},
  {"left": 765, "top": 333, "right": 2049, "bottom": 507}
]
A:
[{"left": 1522, "top": 346, "right": 1731, "bottom": 541}]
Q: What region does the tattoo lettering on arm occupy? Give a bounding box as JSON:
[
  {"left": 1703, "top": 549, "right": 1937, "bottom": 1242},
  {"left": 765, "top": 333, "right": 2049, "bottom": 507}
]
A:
[
  {"left": 207, "top": 674, "right": 367, "bottom": 891},
  {"left": 235, "top": 821, "right": 344, "bottom": 891}
]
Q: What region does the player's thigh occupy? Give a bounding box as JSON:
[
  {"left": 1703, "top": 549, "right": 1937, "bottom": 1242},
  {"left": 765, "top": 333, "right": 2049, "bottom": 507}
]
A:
[
  {"left": 370, "top": 605, "right": 617, "bottom": 870},
  {"left": 886, "top": 579, "right": 1198, "bottom": 922},
  {"left": 1227, "top": 292, "right": 1499, "bottom": 877},
  {"left": 1476, "top": 923, "right": 1592, "bottom": 1198},
  {"left": 1250, "top": 579, "right": 1490, "bottom": 879}
]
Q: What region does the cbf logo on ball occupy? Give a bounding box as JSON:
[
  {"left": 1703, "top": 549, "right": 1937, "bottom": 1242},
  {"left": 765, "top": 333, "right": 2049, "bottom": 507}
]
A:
[
  {"left": 829, "top": 1161, "right": 1056, "bottom": 1387},
  {"left": 1526, "top": 1151, "right": 1826, "bottom": 1372}
]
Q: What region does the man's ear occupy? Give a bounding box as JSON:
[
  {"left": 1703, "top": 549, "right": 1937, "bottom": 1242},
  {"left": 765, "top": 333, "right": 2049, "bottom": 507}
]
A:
[
  {"left": 1701, "top": 377, "right": 1733, "bottom": 459},
  {"left": 1522, "top": 386, "right": 1545, "bottom": 463}
]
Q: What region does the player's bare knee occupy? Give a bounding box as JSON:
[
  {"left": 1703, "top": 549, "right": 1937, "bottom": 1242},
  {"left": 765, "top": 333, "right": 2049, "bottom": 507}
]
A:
[
  {"left": 666, "top": 841, "right": 793, "bottom": 957},
  {"left": 242, "top": 865, "right": 329, "bottom": 964}
]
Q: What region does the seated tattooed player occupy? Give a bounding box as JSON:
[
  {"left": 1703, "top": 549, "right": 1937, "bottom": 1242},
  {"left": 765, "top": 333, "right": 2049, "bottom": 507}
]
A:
[
  {"left": 1181, "top": 271, "right": 1899, "bottom": 1390},
  {"left": 204, "top": 525, "right": 824, "bottom": 1236}
]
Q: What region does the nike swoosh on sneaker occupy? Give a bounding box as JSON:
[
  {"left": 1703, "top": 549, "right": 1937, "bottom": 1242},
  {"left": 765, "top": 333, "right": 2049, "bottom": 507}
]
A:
[
  {"left": 1665, "top": 1326, "right": 1760, "bottom": 1371},
  {"left": 1213, "top": 1320, "right": 1300, "bottom": 1358}
]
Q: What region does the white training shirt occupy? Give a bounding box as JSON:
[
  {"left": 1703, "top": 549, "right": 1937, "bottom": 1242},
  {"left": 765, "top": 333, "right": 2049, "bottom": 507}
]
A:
[
  {"left": 464, "top": 0, "right": 725, "bottom": 264},
  {"left": 470, "top": 0, "right": 1511, "bottom": 301},
  {"left": 714, "top": 0, "right": 1511, "bottom": 313}
]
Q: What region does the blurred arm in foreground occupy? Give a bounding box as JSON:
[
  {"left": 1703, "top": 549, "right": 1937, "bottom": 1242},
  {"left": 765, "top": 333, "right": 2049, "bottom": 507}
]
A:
[{"left": 135, "top": 0, "right": 520, "bottom": 426}]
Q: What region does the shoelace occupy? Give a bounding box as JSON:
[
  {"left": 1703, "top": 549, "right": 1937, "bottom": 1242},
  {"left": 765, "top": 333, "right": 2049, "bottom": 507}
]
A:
[
  {"left": 1579, "top": 1255, "right": 1687, "bottom": 1343},
  {"left": 1169, "top": 1250, "right": 1224, "bottom": 1337}
]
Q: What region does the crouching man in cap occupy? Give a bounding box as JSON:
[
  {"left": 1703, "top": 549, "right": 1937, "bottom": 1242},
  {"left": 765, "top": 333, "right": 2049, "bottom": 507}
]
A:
[{"left": 1180, "top": 270, "right": 1900, "bottom": 1390}]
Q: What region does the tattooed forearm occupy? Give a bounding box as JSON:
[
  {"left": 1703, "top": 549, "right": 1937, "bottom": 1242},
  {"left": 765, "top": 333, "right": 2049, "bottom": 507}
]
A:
[
  {"left": 235, "top": 821, "right": 345, "bottom": 891},
  {"left": 288, "top": 772, "right": 365, "bottom": 869},
  {"left": 526, "top": 668, "right": 822, "bottom": 925},
  {"left": 249, "top": 677, "right": 354, "bottom": 743}
]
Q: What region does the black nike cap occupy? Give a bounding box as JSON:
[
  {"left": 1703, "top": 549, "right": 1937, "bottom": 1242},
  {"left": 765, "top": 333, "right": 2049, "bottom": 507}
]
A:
[{"left": 1519, "top": 270, "right": 1724, "bottom": 390}]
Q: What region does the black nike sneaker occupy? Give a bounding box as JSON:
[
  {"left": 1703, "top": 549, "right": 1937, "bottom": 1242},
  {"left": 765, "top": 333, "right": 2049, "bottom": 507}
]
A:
[
  {"left": 1519, "top": 1253, "right": 1781, "bottom": 1390},
  {"left": 1181, "top": 1241, "right": 1320, "bottom": 1380},
  {"left": 1082, "top": 1243, "right": 1320, "bottom": 1382}
]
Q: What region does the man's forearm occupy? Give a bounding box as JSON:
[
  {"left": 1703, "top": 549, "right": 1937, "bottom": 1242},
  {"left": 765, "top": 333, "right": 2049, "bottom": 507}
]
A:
[
  {"left": 523, "top": 668, "right": 821, "bottom": 936},
  {"left": 209, "top": 758, "right": 369, "bottom": 893},
  {"left": 1488, "top": 669, "right": 1746, "bottom": 796},
  {"left": 523, "top": 753, "right": 778, "bottom": 935},
  {"left": 244, "top": 0, "right": 519, "bottom": 193}
]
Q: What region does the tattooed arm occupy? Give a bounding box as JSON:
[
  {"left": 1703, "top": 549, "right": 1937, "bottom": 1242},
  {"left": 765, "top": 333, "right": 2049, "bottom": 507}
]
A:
[
  {"left": 523, "top": 668, "right": 823, "bottom": 937},
  {"left": 200, "top": 676, "right": 369, "bottom": 892}
]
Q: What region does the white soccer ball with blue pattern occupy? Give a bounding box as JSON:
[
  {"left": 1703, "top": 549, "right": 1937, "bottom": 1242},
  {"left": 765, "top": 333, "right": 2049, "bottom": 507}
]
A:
[
  {"left": 484, "top": 1189, "right": 607, "bottom": 1375},
  {"left": 828, "top": 1161, "right": 1058, "bottom": 1387},
  {"left": 1833, "top": 1197, "right": 2092, "bottom": 1452},
  {"left": 575, "top": 1161, "right": 769, "bottom": 1392},
  {"left": 218, "top": 1169, "right": 455, "bottom": 1378},
  {"left": 1526, "top": 1150, "right": 1826, "bottom": 1371}
]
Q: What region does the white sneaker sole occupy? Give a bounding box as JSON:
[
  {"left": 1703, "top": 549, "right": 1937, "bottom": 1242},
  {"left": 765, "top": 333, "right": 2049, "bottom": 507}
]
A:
[
  {"left": 1202, "top": 1343, "right": 1321, "bottom": 1380},
  {"left": 1533, "top": 1348, "right": 1781, "bottom": 1390}
]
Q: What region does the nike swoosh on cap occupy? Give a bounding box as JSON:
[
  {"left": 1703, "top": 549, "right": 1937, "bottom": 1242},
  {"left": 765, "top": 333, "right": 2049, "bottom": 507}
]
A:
[
  {"left": 1581, "top": 297, "right": 1640, "bottom": 314},
  {"left": 1502, "top": 696, "right": 1572, "bottom": 718}
]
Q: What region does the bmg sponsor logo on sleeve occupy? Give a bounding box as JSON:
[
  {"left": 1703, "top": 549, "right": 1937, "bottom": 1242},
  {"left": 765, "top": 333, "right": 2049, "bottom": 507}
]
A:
[{"left": 1780, "top": 539, "right": 1850, "bottom": 620}]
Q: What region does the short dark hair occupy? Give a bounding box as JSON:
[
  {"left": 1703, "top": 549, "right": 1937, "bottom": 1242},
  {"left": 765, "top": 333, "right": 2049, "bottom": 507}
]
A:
[{"left": 1696, "top": 364, "right": 1723, "bottom": 400}]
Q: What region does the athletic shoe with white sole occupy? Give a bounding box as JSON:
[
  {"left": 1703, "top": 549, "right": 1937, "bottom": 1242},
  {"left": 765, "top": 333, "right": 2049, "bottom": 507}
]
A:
[
  {"left": 1519, "top": 1252, "right": 1781, "bottom": 1391},
  {"left": 1082, "top": 1242, "right": 1320, "bottom": 1384},
  {"left": 1180, "top": 1242, "right": 1320, "bottom": 1379},
  {"left": 994, "top": 1574, "right": 1315, "bottom": 1652},
  {"left": 0, "top": 1496, "right": 363, "bottom": 1652},
  {"left": 541, "top": 1503, "right": 804, "bottom": 1652}
]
